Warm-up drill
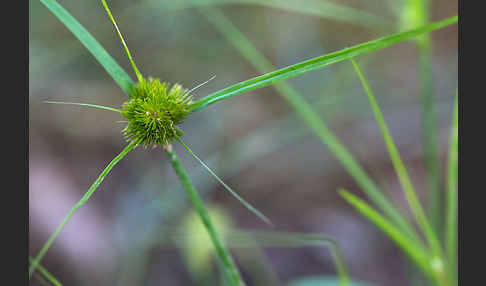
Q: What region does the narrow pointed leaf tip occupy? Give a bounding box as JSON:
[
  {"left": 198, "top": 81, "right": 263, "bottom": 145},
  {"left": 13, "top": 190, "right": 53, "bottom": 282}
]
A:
[
  {"left": 177, "top": 137, "right": 273, "bottom": 226},
  {"left": 44, "top": 101, "right": 122, "bottom": 113}
]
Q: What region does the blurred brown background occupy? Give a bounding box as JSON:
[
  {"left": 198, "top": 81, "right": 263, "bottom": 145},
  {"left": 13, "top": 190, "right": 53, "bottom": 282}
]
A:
[{"left": 29, "top": 0, "right": 457, "bottom": 285}]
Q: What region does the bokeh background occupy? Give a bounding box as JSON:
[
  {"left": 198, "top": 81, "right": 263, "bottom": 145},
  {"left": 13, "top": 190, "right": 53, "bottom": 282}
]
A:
[{"left": 29, "top": 0, "right": 458, "bottom": 285}]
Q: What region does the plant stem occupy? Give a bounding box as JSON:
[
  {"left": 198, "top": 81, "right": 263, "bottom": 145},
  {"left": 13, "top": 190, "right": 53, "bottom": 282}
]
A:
[
  {"left": 164, "top": 145, "right": 245, "bottom": 286},
  {"left": 29, "top": 140, "right": 138, "bottom": 277}
]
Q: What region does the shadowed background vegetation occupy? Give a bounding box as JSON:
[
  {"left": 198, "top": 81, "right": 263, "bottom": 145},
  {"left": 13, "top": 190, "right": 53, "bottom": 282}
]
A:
[{"left": 29, "top": 0, "right": 457, "bottom": 285}]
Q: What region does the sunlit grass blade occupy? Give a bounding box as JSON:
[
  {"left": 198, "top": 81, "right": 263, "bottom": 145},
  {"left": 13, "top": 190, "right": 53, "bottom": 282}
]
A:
[
  {"left": 29, "top": 140, "right": 138, "bottom": 277},
  {"left": 189, "top": 15, "right": 457, "bottom": 112},
  {"left": 100, "top": 0, "right": 144, "bottom": 82},
  {"left": 164, "top": 145, "right": 245, "bottom": 286},
  {"left": 29, "top": 257, "right": 63, "bottom": 286},
  {"left": 198, "top": 7, "right": 420, "bottom": 243},
  {"left": 176, "top": 137, "right": 272, "bottom": 226},
  {"left": 338, "top": 189, "right": 434, "bottom": 281},
  {"left": 44, "top": 101, "right": 122, "bottom": 113},
  {"left": 40, "top": 0, "right": 134, "bottom": 94},
  {"left": 350, "top": 58, "right": 442, "bottom": 256},
  {"left": 445, "top": 93, "right": 458, "bottom": 281}
]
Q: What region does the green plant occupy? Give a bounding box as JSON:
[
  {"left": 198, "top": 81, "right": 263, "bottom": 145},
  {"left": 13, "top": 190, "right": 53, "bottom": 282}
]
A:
[
  {"left": 30, "top": 0, "right": 457, "bottom": 285},
  {"left": 337, "top": 59, "right": 457, "bottom": 286}
]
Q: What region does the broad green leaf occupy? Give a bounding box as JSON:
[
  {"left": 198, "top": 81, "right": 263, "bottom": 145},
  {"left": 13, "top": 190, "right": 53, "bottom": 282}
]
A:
[
  {"left": 40, "top": 0, "right": 134, "bottom": 95},
  {"left": 189, "top": 15, "right": 457, "bottom": 112}
]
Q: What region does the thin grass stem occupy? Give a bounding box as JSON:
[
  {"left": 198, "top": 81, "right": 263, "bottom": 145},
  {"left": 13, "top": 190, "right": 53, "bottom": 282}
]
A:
[
  {"left": 29, "top": 257, "right": 63, "bottom": 286},
  {"left": 29, "top": 140, "right": 138, "bottom": 277},
  {"left": 100, "top": 0, "right": 144, "bottom": 82},
  {"left": 164, "top": 145, "right": 245, "bottom": 286}
]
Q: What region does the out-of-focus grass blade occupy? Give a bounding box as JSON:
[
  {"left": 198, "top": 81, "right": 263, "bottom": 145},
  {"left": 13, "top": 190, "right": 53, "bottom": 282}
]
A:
[
  {"left": 189, "top": 15, "right": 457, "bottom": 112},
  {"left": 446, "top": 93, "right": 458, "bottom": 281},
  {"left": 338, "top": 189, "right": 434, "bottom": 281},
  {"left": 402, "top": 0, "right": 443, "bottom": 238},
  {"left": 197, "top": 7, "right": 421, "bottom": 244},
  {"left": 40, "top": 0, "right": 134, "bottom": 95},
  {"left": 29, "top": 257, "right": 62, "bottom": 286},
  {"left": 234, "top": 231, "right": 350, "bottom": 286},
  {"left": 29, "top": 141, "right": 139, "bottom": 278},
  {"left": 170, "top": 230, "right": 350, "bottom": 286},
  {"left": 350, "top": 59, "right": 442, "bottom": 256},
  {"left": 153, "top": 0, "right": 391, "bottom": 31},
  {"left": 33, "top": 272, "right": 51, "bottom": 286}
]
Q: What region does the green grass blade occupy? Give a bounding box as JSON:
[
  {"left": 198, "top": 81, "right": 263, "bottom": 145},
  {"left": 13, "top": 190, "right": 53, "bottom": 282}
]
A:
[
  {"left": 44, "top": 101, "right": 122, "bottom": 113},
  {"left": 40, "top": 0, "right": 134, "bottom": 95},
  {"left": 338, "top": 189, "right": 434, "bottom": 281},
  {"left": 189, "top": 15, "right": 457, "bottom": 112},
  {"left": 164, "top": 145, "right": 245, "bottom": 286},
  {"left": 177, "top": 137, "right": 272, "bottom": 226},
  {"left": 401, "top": 0, "right": 443, "bottom": 239},
  {"left": 29, "top": 257, "right": 63, "bottom": 286},
  {"left": 33, "top": 272, "right": 51, "bottom": 286},
  {"left": 100, "top": 0, "right": 144, "bottom": 82},
  {"left": 350, "top": 59, "right": 442, "bottom": 256},
  {"left": 29, "top": 140, "right": 138, "bottom": 277},
  {"left": 197, "top": 7, "right": 421, "bottom": 243},
  {"left": 445, "top": 93, "right": 458, "bottom": 281},
  {"left": 155, "top": 0, "right": 391, "bottom": 31}
]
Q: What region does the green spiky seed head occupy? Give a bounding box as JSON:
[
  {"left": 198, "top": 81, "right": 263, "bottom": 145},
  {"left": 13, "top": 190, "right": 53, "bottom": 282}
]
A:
[{"left": 121, "top": 78, "right": 192, "bottom": 147}]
